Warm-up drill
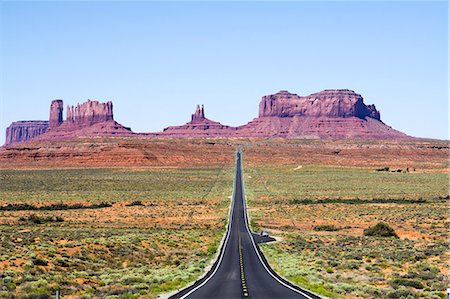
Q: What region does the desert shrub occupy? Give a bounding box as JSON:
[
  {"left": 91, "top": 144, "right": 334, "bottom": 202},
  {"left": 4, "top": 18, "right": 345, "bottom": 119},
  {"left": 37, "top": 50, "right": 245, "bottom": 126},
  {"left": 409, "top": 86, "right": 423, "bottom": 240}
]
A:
[
  {"left": 364, "top": 222, "right": 398, "bottom": 238},
  {"left": 389, "top": 278, "right": 424, "bottom": 289},
  {"left": 290, "top": 199, "right": 314, "bottom": 205},
  {"left": 32, "top": 257, "right": 48, "bottom": 266},
  {"left": 314, "top": 225, "right": 339, "bottom": 231},
  {"left": 91, "top": 202, "right": 112, "bottom": 209},
  {"left": 387, "top": 286, "right": 418, "bottom": 298},
  {"left": 19, "top": 214, "right": 64, "bottom": 224},
  {"left": 1, "top": 202, "right": 112, "bottom": 211},
  {"left": 290, "top": 198, "right": 427, "bottom": 205},
  {"left": 413, "top": 263, "right": 440, "bottom": 274},
  {"left": 125, "top": 201, "right": 144, "bottom": 207},
  {"left": 293, "top": 236, "right": 315, "bottom": 251},
  {"left": 20, "top": 279, "right": 52, "bottom": 298}
]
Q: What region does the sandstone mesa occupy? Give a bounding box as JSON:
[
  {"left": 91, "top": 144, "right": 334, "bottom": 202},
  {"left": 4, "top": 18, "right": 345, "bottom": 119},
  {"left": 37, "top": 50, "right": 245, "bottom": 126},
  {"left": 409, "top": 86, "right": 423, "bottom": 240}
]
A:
[{"left": 4, "top": 89, "right": 411, "bottom": 145}]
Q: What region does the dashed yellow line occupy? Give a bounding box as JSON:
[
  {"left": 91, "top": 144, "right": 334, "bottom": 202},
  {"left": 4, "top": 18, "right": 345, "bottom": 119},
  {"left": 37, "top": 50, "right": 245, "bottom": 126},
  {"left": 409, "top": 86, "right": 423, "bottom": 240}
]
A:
[{"left": 238, "top": 217, "right": 249, "bottom": 297}]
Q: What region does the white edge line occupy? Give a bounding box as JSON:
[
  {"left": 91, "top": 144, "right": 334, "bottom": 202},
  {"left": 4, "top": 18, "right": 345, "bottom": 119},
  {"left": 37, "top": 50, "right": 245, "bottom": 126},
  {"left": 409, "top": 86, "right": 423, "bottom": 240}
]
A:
[
  {"left": 239, "top": 151, "right": 316, "bottom": 299},
  {"left": 179, "top": 151, "right": 239, "bottom": 299}
]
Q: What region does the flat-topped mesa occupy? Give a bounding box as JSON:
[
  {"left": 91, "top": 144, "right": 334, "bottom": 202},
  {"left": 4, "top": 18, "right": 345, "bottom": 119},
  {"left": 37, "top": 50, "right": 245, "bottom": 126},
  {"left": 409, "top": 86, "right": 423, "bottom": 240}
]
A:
[
  {"left": 66, "top": 100, "right": 113, "bottom": 127},
  {"left": 3, "top": 99, "right": 132, "bottom": 146},
  {"left": 191, "top": 104, "right": 205, "bottom": 123},
  {"left": 49, "top": 100, "right": 63, "bottom": 128},
  {"left": 5, "top": 121, "right": 49, "bottom": 145},
  {"left": 259, "top": 89, "right": 381, "bottom": 121}
]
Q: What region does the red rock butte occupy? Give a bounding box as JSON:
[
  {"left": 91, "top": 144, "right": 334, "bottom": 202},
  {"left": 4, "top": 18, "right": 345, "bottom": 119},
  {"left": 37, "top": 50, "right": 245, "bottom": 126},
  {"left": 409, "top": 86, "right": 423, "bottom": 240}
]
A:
[{"left": 4, "top": 89, "right": 412, "bottom": 145}]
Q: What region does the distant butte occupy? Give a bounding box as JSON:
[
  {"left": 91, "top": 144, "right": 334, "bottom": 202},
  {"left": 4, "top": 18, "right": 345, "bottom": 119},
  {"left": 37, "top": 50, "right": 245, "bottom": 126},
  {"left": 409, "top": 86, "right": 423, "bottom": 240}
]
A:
[
  {"left": 160, "top": 104, "right": 237, "bottom": 137},
  {"left": 4, "top": 89, "right": 412, "bottom": 145}
]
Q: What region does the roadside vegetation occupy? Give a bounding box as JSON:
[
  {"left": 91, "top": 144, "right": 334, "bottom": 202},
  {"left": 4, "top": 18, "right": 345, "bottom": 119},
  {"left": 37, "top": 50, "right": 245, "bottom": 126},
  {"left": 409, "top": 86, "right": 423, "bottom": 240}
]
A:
[
  {"left": 1, "top": 138, "right": 448, "bottom": 298},
  {"left": 245, "top": 163, "right": 449, "bottom": 298},
  {"left": 0, "top": 166, "right": 233, "bottom": 298}
]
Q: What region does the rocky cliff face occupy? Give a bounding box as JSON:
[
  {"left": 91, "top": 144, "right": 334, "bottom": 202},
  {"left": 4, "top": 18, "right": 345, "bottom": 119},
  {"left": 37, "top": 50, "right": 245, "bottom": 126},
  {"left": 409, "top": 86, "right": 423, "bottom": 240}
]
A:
[
  {"left": 259, "top": 90, "right": 381, "bottom": 120},
  {"left": 4, "top": 99, "right": 129, "bottom": 145},
  {"left": 4, "top": 89, "right": 413, "bottom": 145},
  {"left": 49, "top": 100, "right": 63, "bottom": 128},
  {"left": 159, "top": 90, "right": 407, "bottom": 140},
  {"left": 237, "top": 89, "right": 406, "bottom": 139},
  {"left": 5, "top": 121, "right": 49, "bottom": 145},
  {"left": 66, "top": 100, "right": 113, "bottom": 127}
]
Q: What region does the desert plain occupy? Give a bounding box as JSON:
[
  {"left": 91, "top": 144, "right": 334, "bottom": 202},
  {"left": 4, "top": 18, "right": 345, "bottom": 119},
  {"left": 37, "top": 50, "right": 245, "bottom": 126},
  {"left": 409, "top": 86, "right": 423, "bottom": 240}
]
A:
[{"left": 0, "top": 137, "right": 448, "bottom": 299}]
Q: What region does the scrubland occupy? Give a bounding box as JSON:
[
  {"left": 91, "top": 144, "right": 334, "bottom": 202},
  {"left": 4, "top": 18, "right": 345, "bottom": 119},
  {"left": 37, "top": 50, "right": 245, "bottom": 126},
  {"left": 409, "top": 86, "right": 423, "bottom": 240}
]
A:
[
  {"left": 0, "top": 166, "right": 233, "bottom": 298},
  {"left": 244, "top": 141, "right": 449, "bottom": 299},
  {"left": 0, "top": 137, "right": 448, "bottom": 298}
]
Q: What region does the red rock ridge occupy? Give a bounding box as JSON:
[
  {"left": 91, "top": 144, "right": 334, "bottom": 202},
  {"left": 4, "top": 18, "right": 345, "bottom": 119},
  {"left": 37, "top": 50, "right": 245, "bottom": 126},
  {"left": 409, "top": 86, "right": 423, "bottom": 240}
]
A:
[
  {"left": 66, "top": 100, "right": 113, "bottom": 128},
  {"left": 156, "top": 90, "right": 410, "bottom": 140},
  {"left": 37, "top": 100, "right": 131, "bottom": 141},
  {"left": 4, "top": 99, "right": 131, "bottom": 145},
  {"left": 234, "top": 89, "right": 408, "bottom": 140},
  {"left": 259, "top": 90, "right": 381, "bottom": 120},
  {"left": 5, "top": 121, "right": 49, "bottom": 145},
  {"left": 3, "top": 89, "right": 414, "bottom": 145}
]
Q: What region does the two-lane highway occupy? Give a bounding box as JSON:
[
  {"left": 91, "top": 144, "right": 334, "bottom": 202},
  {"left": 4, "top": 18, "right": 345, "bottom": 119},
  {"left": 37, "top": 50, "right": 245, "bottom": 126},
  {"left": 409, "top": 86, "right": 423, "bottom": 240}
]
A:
[{"left": 171, "top": 151, "right": 319, "bottom": 299}]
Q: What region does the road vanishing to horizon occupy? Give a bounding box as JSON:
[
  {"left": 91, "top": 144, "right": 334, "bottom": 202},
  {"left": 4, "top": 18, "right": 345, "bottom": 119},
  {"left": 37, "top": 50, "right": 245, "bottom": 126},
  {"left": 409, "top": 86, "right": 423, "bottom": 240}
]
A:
[{"left": 171, "top": 151, "right": 319, "bottom": 299}]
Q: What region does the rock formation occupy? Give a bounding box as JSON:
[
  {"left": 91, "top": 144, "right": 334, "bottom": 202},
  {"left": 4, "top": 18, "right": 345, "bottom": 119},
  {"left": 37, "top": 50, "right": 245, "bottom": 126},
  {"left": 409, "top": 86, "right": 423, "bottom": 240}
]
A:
[
  {"left": 4, "top": 99, "right": 131, "bottom": 145},
  {"left": 49, "top": 100, "right": 63, "bottom": 128},
  {"left": 191, "top": 105, "right": 205, "bottom": 122},
  {"left": 5, "top": 121, "right": 49, "bottom": 145},
  {"left": 161, "top": 104, "right": 237, "bottom": 137},
  {"left": 66, "top": 100, "right": 113, "bottom": 127},
  {"left": 3, "top": 88, "right": 413, "bottom": 146},
  {"left": 259, "top": 90, "right": 381, "bottom": 120},
  {"left": 158, "top": 90, "right": 409, "bottom": 140},
  {"left": 39, "top": 100, "right": 131, "bottom": 141},
  {"left": 239, "top": 90, "right": 407, "bottom": 139}
]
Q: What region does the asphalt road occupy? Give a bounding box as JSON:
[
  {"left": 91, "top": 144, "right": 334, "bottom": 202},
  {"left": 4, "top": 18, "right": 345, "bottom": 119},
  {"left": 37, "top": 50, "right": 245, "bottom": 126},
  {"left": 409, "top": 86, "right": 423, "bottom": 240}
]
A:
[{"left": 171, "top": 151, "right": 320, "bottom": 299}]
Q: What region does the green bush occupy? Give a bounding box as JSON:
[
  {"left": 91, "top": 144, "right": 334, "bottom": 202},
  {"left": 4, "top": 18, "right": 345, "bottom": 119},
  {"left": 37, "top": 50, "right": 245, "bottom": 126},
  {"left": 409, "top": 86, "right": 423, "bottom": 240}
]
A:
[
  {"left": 387, "top": 286, "right": 418, "bottom": 298},
  {"left": 314, "top": 224, "right": 339, "bottom": 231},
  {"left": 389, "top": 278, "right": 424, "bottom": 289},
  {"left": 32, "top": 257, "right": 48, "bottom": 266},
  {"left": 364, "top": 222, "right": 398, "bottom": 238},
  {"left": 125, "top": 201, "right": 145, "bottom": 207}
]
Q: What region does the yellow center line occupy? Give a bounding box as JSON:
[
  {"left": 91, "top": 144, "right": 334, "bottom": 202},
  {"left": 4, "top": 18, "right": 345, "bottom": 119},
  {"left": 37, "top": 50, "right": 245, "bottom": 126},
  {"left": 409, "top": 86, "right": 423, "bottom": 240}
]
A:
[{"left": 238, "top": 215, "right": 249, "bottom": 297}]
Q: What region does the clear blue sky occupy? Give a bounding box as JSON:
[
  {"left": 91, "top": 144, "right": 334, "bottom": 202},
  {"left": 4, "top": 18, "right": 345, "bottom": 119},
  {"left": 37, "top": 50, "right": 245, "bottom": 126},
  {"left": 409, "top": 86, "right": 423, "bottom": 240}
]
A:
[{"left": 1, "top": 1, "right": 448, "bottom": 144}]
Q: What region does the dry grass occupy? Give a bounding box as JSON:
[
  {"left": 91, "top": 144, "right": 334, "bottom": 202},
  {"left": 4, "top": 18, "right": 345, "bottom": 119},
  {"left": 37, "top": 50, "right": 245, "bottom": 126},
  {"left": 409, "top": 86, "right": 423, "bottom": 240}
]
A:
[
  {"left": 0, "top": 137, "right": 448, "bottom": 298},
  {"left": 243, "top": 142, "right": 449, "bottom": 298},
  {"left": 0, "top": 165, "right": 233, "bottom": 298}
]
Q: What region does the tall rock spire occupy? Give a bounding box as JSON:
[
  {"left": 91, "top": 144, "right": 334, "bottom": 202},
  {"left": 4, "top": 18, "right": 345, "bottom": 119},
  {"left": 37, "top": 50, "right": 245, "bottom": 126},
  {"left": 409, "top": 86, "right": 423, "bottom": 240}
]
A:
[
  {"left": 191, "top": 104, "right": 205, "bottom": 122},
  {"left": 49, "top": 100, "right": 63, "bottom": 128}
]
